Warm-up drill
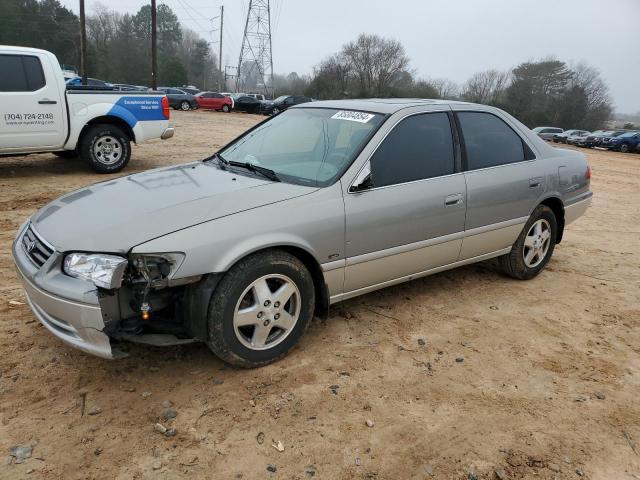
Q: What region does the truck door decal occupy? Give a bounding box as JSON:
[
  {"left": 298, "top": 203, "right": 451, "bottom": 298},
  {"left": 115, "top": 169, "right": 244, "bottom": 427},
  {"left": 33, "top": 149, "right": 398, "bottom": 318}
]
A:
[{"left": 106, "top": 96, "right": 165, "bottom": 128}]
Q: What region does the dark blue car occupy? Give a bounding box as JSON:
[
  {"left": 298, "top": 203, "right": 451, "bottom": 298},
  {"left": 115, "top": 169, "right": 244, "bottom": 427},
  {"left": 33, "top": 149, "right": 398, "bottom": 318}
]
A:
[{"left": 605, "top": 131, "right": 640, "bottom": 153}]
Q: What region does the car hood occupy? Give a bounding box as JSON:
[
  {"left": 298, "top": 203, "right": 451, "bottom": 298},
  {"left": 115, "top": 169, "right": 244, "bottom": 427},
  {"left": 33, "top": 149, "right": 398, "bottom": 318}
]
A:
[{"left": 30, "top": 162, "right": 317, "bottom": 253}]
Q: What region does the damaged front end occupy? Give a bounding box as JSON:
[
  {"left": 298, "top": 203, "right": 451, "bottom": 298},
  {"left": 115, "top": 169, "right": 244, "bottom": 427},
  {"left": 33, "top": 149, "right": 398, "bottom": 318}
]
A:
[{"left": 98, "top": 253, "right": 207, "bottom": 350}]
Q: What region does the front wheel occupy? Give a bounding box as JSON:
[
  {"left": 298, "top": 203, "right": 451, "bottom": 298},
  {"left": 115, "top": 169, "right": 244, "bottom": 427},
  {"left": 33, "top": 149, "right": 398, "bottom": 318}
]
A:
[
  {"left": 499, "top": 205, "right": 557, "bottom": 280},
  {"left": 222, "top": 104, "right": 230, "bottom": 113},
  {"left": 272, "top": 107, "right": 280, "bottom": 115},
  {"left": 180, "top": 101, "right": 191, "bottom": 111},
  {"left": 620, "top": 144, "right": 629, "bottom": 153},
  {"left": 206, "top": 250, "right": 315, "bottom": 368},
  {"left": 79, "top": 124, "right": 131, "bottom": 173}
]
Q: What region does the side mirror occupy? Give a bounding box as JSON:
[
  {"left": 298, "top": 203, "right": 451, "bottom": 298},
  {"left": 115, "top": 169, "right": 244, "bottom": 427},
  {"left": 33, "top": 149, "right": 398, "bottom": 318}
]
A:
[{"left": 349, "top": 162, "right": 374, "bottom": 193}]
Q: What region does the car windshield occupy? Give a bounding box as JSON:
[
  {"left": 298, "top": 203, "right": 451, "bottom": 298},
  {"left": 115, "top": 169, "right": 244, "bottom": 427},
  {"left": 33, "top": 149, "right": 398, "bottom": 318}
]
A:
[{"left": 218, "top": 108, "right": 385, "bottom": 187}]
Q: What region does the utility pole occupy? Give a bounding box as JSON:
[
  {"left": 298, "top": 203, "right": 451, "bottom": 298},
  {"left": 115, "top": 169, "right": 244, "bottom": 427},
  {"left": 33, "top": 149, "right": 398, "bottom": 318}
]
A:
[
  {"left": 79, "top": 0, "right": 87, "bottom": 85},
  {"left": 150, "top": 0, "right": 158, "bottom": 90},
  {"left": 218, "top": 5, "right": 223, "bottom": 91},
  {"left": 236, "top": 0, "right": 274, "bottom": 96}
]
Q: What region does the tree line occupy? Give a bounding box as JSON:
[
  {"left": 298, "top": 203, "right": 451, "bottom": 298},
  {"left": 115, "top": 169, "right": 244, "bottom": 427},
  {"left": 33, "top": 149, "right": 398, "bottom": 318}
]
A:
[
  {"left": 0, "top": 0, "right": 221, "bottom": 88},
  {"left": 292, "top": 33, "right": 613, "bottom": 130},
  {"left": 1, "top": 1, "right": 613, "bottom": 129}
]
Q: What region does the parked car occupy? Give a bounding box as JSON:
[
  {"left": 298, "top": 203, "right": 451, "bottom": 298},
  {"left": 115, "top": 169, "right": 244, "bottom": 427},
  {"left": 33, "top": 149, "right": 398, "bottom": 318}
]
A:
[
  {"left": 604, "top": 131, "right": 640, "bottom": 152},
  {"left": 13, "top": 99, "right": 592, "bottom": 366},
  {"left": 155, "top": 87, "right": 197, "bottom": 111},
  {"left": 566, "top": 131, "right": 591, "bottom": 145},
  {"left": 600, "top": 130, "right": 629, "bottom": 149},
  {"left": 112, "top": 83, "right": 147, "bottom": 92},
  {"left": 532, "top": 126, "right": 563, "bottom": 141},
  {"left": 0, "top": 46, "right": 174, "bottom": 173},
  {"left": 195, "top": 91, "right": 233, "bottom": 112},
  {"left": 576, "top": 130, "right": 610, "bottom": 148},
  {"left": 179, "top": 86, "right": 200, "bottom": 95},
  {"left": 66, "top": 77, "right": 111, "bottom": 88},
  {"left": 261, "top": 95, "right": 312, "bottom": 115},
  {"left": 552, "top": 129, "right": 588, "bottom": 144},
  {"left": 233, "top": 95, "right": 263, "bottom": 113}
]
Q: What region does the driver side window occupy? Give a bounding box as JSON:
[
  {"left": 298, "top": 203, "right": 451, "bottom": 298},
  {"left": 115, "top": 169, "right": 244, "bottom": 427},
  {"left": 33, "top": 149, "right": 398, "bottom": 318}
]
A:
[{"left": 369, "top": 112, "right": 455, "bottom": 188}]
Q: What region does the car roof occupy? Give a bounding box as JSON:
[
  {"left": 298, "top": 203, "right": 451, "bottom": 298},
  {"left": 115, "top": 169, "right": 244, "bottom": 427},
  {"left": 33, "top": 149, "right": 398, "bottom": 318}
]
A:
[{"left": 296, "top": 98, "right": 479, "bottom": 114}]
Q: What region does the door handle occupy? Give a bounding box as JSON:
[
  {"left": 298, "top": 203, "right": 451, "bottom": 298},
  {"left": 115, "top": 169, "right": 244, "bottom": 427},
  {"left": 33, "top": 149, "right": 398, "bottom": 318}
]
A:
[
  {"left": 444, "top": 193, "right": 464, "bottom": 206},
  {"left": 38, "top": 99, "right": 57, "bottom": 105},
  {"left": 529, "top": 177, "right": 543, "bottom": 188}
]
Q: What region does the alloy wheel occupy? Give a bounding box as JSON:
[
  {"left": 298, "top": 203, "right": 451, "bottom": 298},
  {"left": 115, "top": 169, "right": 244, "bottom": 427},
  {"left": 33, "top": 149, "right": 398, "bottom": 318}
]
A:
[
  {"left": 523, "top": 219, "right": 552, "bottom": 268},
  {"left": 233, "top": 274, "right": 301, "bottom": 351}
]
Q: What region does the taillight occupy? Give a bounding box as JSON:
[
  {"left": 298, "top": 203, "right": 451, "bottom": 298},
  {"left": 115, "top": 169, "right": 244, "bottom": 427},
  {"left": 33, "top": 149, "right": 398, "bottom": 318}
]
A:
[
  {"left": 585, "top": 165, "right": 591, "bottom": 180},
  {"left": 162, "top": 96, "right": 170, "bottom": 119}
]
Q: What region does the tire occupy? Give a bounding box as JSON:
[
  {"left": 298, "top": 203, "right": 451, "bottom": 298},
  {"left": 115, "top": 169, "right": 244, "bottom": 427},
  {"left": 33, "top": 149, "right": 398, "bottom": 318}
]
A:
[
  {"left": 180, "top": 101, "right": 191, "bottom": 111},
  {"left": 272, "top": 107, "right": 280, "bottom": 115},
  {"left": 53, "top": 150, "right": 78, "bottom": 159},
  {"left": 222, "top": 104, "right": 230, "bottom": 113},
  {"left": 620, "top": 144, "right": 629, "bottom": 153},
  {"left": 498, "top": 205, "right": 557, "bottom": 280},
  {"left": 79, "top": 124, "right": 131, "bottom": 173},
  {"left": 206, "top": 250, "right": 315, "bottom": 368}
]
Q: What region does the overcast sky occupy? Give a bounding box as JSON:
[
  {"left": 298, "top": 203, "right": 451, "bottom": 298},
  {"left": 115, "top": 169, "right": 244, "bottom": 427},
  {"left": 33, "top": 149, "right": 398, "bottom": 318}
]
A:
[{"left": 60, "top": 0, "right": 640, "bottom": 113}]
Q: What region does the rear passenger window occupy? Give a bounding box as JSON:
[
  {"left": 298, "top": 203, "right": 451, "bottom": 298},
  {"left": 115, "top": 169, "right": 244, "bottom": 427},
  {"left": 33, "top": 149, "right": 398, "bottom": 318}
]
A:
[
  {"left": 458, "top": 112, "right": 527, "bottom": 170},
  {"left": 370, "top": 112, "right": 455, "bottom": 188},
  {"left": 0, "top": 55, "right": 45, "bottom": 92}
]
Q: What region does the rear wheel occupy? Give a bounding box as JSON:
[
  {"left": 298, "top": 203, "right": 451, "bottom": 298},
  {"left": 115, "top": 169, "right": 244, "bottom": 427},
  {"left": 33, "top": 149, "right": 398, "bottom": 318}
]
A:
[
  {"left": 180, "top": 101, "right": 190, "bottom": 111},
  {"left": 206, "top": 250, "right": 315, "bottom": 368},
  {"left": 499, "top": 205, "right": 557, "bottom": 280},
  {"left": 79, "top": 124, "right": 131, "bottom": 173}
]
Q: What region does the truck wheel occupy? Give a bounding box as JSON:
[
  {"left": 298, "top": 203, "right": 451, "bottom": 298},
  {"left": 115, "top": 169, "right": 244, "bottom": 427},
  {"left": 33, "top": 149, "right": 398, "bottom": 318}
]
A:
[
  {"left": 53, "top": 150, "right": 78, "bottom": 159},
  {"left": 206, "top": 250, "right": 315, "bottom": 368},
  {"left": 180, "top": 101, "right": 191, "bottom": 111},
  {"left": 79, "top": 124, "right": 131, "bottom": 173},
  {"left": 498, "top": 205, "right": 557, "bottom": 280}
]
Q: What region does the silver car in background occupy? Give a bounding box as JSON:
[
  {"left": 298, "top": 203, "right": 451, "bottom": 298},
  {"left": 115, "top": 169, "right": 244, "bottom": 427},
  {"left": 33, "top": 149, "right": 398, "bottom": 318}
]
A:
[
  {"left": 13, "top": 99, "right": 592, "bottom": 367},
  {"left": 532, "top": 126, "right": 564, "bottom": 141}
]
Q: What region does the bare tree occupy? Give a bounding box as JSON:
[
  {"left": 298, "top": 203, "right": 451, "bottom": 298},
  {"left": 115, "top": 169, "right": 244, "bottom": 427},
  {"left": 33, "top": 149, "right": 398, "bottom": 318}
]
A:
[
  {"left": 342, "top": 34, "right": 410, "bottom": 96},
  {"left": 462, "top": 69, "right": 510, "bottom": 104},
  {"left": 428, "top": 77, "right": 459, "bottom": 99}
]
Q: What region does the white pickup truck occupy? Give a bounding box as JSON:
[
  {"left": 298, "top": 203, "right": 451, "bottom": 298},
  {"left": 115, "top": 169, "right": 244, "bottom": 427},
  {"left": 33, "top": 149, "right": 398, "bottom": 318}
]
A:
[{"left": 0, "top": 46, "right": 174, "bottom": 173}]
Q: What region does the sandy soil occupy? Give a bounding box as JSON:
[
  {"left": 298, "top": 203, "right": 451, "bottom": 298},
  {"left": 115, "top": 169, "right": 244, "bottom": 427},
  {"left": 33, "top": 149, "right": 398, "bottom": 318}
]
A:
[{"left": 1, "top": 110, "right": 639, "bottom": 480}]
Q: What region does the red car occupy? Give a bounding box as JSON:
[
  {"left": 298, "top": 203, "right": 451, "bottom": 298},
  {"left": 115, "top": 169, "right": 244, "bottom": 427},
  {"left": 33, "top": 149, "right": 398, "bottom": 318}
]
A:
[{"left": 195, "top": 92, "right": 233, "bottom": 112}]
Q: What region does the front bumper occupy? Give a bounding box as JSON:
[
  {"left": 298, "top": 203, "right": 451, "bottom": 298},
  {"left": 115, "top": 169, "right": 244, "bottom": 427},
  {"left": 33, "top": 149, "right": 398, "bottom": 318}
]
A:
[
  {"left": 13, "top": 224, "right": 115, "bottom": 359},
  {"left": 161, "top": 127, "right": 175, "bottom": 140}
]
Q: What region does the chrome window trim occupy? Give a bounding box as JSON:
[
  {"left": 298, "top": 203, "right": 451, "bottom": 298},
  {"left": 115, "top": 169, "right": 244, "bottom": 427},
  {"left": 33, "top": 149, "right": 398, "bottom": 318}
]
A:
[{"left": 347, "top": 108, "right": 455, "bottom": 194}]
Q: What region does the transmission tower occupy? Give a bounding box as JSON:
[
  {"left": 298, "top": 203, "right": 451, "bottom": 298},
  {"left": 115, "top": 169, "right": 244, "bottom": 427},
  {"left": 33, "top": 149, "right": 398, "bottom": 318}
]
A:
[{"left": 235, "top": 0, "right": 274, "bottom": 96}]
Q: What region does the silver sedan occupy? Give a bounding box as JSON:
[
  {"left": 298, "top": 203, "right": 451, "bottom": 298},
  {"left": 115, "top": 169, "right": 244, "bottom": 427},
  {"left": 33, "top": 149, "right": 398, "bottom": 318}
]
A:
[{"left": 13, "top": 99, "right": 592, "bottom": 367}]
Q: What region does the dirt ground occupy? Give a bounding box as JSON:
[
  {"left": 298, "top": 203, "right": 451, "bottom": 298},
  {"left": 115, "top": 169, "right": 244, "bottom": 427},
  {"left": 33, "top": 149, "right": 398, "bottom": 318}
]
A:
[{"left": 1, "top": 110, "right": 639, "bottom": 480}]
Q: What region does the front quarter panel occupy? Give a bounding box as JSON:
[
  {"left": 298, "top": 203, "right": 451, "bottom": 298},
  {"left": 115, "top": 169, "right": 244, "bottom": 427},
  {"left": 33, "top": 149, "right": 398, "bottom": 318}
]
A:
[{"left": 131, "top": 182, "right": 346, "bottom": 282}]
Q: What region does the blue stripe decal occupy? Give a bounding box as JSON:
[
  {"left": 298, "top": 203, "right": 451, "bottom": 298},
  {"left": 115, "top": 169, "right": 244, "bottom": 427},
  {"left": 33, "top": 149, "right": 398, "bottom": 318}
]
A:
[{"left": 106, "top": 96, "right": 165, "bottom": 128}]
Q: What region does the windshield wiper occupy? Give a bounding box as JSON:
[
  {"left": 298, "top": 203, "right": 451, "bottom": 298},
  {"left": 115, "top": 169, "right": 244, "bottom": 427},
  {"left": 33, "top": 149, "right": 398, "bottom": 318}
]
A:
[
  {"left": 208, "top": 152, "right": 229, "bottom": 168},
  {"left": 227, "top": 160, "right": 281, "bottom": 182}
]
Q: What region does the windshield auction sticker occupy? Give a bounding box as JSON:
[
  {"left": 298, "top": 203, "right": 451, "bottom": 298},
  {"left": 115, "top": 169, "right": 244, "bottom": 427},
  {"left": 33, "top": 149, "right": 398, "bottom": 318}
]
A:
[{"left": 331, "top": 111, "right": 375, "bottom": 123}]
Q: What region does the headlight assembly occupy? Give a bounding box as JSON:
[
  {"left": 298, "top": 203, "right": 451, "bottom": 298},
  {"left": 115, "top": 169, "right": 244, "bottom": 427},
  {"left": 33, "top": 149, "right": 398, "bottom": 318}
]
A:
[{"left": 63, "top": 253, "right": 128, "bottom": 289}]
